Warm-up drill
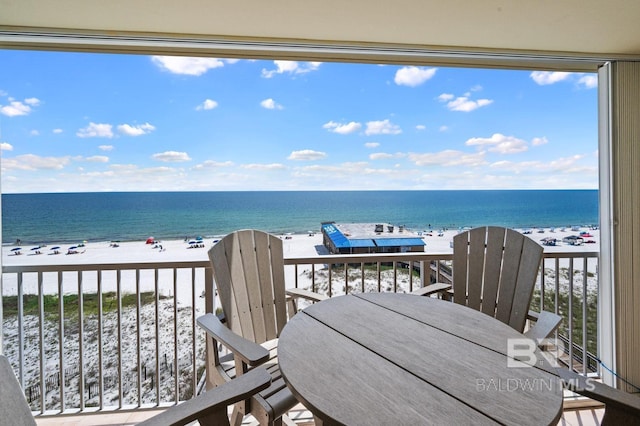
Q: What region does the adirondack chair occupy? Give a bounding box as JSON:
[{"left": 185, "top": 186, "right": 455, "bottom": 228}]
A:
[
  {"left": 413, "top": 226, "right": 561, "bottom": 339},
  {"left": 557, "top": 367, "right": 640, "bottom": 425},
  {"left": 198, "top": 229, "right": 327, "bottom": 426},
  {"left": 0, "top": 354, "right": 271, "bottom": 426}
]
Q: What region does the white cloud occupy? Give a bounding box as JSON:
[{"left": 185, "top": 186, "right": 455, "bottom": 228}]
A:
[
  {"left": 117, "top": 123, "right": 156, "bottom": 136},
  {"left": 438, "top": 93, "right": 454, "bottom": 102},
  {"left": 53, "top": 128, "right": 63, "bottom": 134},
  {"left": 369, "top": 152, "right": 405, "bottom": 160},
  {"left": 152, "top": 151, "right": 192, "bottom": 162},
  {"left": 260, "top": 98, "right": 283, "bottom": 110},
  {"left": 77, "top": 122, "right": 114, "bottom": 138},
  {"left": 577, "top": 74, "right": 598, "bottom": 89},
  {"left": 408, "top": 150, "right": 487, "bottom": 167},
  {"left": 193, "top": 160, "right": 234, "bottom": 170},
  {"left": 1, "top": 142, "right": 13, "bottom": 151},
  {"left": 489, "top": 154, "right": 591, "bottom": 174},
  {"left": 99, "top": 145, "right": 114, "bottom": 151},
  {"left": 0, "top": 98, "right": 40, "bottom": 117},
  {"left": 416, "top": 125, "right": 426, "bottom": 131},
  {"left": 442, "top": 96, "right": 493, "bottom": 112},
  {"left": 242, "top": 163, "right": 286, "bottom": 170},
  {"left": 323, "top": 121, "right": 362, "bottom": 134},
  {"left": 466, "top": 133, "right": 528, "bottom": 154},
  {"left": 365, "top": 142, "right": 380, "bottom": 148},
  {"left": 287, "top": 150, "right": 327, "bottom": 161},
  {"left": 196, "top": 99, "right": 219, "bottom": 111},
  {"left": 439, "top": 125, "right": 449, "bottom": 132},
  {"left": 532, "top": 137, "right": 549, "bottom": 146},
  {"left": 394, "top": 66, "right": 437, "bottom": 87},
  {"left": 1, "top": 154, "right": 70, "bottom": 170},
  {"left": 85, "top": 155, "right": 109, "bottom": 163},
  {"left": 151, "top": 56, "right": 227, "bottom": 76},
  {"left": 30, "top": 130, "right": 39, "bottom": 136},
  {"left": 530, "top": 71, "right": 572, "bottom": 85},
  {"left": 365, "top": 119, "right": 402, "bottom": 136},
  {"left": 261, "top": 61, "right": 322, "bottom": 78}
]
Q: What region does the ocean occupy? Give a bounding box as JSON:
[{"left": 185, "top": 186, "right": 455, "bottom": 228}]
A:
[{"left": 1, "top": 190, "right": 599, "bottom": 245}]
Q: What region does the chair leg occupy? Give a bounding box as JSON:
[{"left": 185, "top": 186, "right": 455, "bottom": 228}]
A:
[{"left": 230, "top": 404, "right": 245, "bottom": 426}]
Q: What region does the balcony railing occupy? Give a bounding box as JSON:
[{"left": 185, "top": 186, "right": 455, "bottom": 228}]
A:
[{"left": 1, "top": 249, "right": 598, "bottom": 417}]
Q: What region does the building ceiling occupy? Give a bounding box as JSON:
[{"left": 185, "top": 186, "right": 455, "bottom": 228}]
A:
[{"left": 1, "top": 0, "right": 640, "bottom": 67}]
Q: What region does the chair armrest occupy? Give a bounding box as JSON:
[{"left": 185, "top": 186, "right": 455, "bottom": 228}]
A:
[
  {"left": 411, "top": 283, "right": 452, "bottom": 297},
  {"left": 557, "top": 367, "right": 640, "bottom": 424},
  {"left": 523, "top": 310, "right": 562, "bottom": 341},
  {"left": 286, "top": 288, "right": 328, "bottom": 302},
  {"left": 197, "top": 313, "right": 269, "bottom": 366},
  {"left": 0, "top": 355, "right": 36, "bottom": 426},
  {"left": 139, "top": 367, "right": 271, "bottom": 426}
]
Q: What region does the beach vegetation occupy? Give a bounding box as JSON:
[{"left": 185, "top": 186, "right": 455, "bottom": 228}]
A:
[
  {"left": 531, "top": 285, "right": 598, "bottom": 368},
  {"left": 2, "top": 291, "right": 163, "bottom": 319}
]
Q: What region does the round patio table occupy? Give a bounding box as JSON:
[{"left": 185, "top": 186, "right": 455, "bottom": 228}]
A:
[{"left": 278, "top": 292, "right": 563, "bottom": 425}]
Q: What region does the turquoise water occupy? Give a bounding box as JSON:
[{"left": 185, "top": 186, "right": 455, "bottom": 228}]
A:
[{"left": 1, "top": 190, "right": 599, "bottom": 245}]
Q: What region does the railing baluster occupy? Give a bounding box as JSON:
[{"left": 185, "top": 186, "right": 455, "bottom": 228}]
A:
[
  {"left": 393, "top": 262, "right": 398, "bottom": 293},
  {"left": 38, "top": 271, "right": 45, "bottom": 414},
  {"left": 117, "top": 269, "right": 123, "bottom": 408},
  {"left": 97, "top": 270, "right": 104, "bottom": 410},
  {"left": 78, "top": 270, "right": 84, "bottom": 410},
  {"left": 58, "top": 271, "right": 65, "bottom": 411},
  {"left": 154, "top": 268, "right": 160, "bottom": 405},
  {"left": 136, "top": 268, "right": 142, "bottom": 407},
  {"left": 344, "top": 263, "right": 349, "bottom": 295},
  {"left": 173, "top": 267, "right": 179, "bottom": 403},
  {"left": 191, "top": 267, "right": 197, "bottom": 399},
  {"left": 582, "top": 256, "right": 588, "bottom": 375},
  {"left": 18, "top": 272, "right": 24, "bottom": 388},
  {"left": 568, "top": 258, "right": 574, "bottom": 371}
]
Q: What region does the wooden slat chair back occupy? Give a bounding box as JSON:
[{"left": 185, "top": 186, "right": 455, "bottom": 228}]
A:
[
  {"left": 452, "top": 226, "right": 543, "bottom": 333},
  {"left": 210, "top": 229, "right": 288, "bottom": 344},
  {"left": 203, "top": 229, "right": 326, "bottom": 426}
]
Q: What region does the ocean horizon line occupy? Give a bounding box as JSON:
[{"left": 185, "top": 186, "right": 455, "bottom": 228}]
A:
[{"left": 2, "top": 190, "right": 599, "bottom": 245}]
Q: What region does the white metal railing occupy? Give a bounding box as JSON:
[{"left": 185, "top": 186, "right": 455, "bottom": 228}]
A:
[
  {"left": 1, "top": 260, "right": 212, "bottom": 415},
  {"left": 1, "top": 250, "right": 598, "bottom": 417},
  {"left": 284, "top": 250, "right": 601, "bottom": 375}
]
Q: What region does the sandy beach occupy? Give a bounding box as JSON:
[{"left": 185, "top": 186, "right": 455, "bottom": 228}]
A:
[
  {"left": 2, "top": 226, "right": 599, "bottom": 269},
  {"left": 2, "top": 226, "right": 599, "bottom": 299}
]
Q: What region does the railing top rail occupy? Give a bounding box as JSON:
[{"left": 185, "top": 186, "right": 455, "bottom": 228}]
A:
[
  {"left": 2, "top": 259, "right": 211, "bottom": 273},
  {"left": 2, "top": 250, "right": 598, "bottom": 273},
  {"left": 284, "top": 250, "right": 598, "bottom": 265},
  {"left": 284, "top": 252, "right": 452, "bottom": 264}
]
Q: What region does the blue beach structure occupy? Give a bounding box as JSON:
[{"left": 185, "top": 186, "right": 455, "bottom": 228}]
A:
[{"left": 321, "top": 222, "right": 425, "bottom": 254}]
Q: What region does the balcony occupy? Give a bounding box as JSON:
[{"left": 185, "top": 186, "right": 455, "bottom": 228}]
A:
[{"left": 1, "top": 248, "right": 602, "bottom": 424}]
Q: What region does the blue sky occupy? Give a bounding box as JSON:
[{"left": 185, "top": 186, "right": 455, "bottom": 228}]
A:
[{"left": 0, "top": 50, "right": 598, "bottom": 193}]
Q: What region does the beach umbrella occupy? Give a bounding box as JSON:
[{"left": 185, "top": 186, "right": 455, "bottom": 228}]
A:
[
  {"left": 146, "top": 237, "right": 155, "bottom": 244},
  {"left": 188, "top": 240, "right": 197, "bottom": 245},
  {"left": 11, "top": 247, "right": 21, "bottom": 252},
  {"left": 68, "top": 246, "right": 77, "bottom": 250},
  {"left": 50, "top": 246, "right": 60, "bottom": 250},
  {"left": 31, "top": 246, "right": 41, "bottom": 251}
]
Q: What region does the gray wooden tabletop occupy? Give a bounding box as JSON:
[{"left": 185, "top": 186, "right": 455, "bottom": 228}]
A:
[{"left": 278, "top": 293, "right": 563, "bottom": 426}]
